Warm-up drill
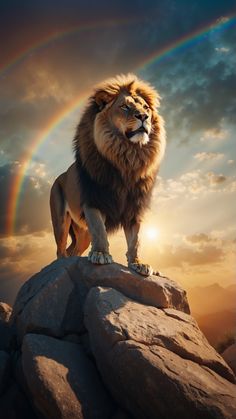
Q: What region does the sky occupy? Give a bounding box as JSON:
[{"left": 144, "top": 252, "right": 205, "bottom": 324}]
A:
[{"left": 0, "top": 0, "right": 236, "bottom": 304}]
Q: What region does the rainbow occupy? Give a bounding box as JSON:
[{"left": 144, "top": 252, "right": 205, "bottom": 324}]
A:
[
  {"left": 6, "top": 93, "right": 88, "bottom": 235},
  {"left": 137, "top": 14, "right": 236, "bottom": 72},
  {"left": 5, "top": 14, "right": 236, "bottom": 235},
  {"left": 0, "top": 16, "right": 137, "bottom": 79}
]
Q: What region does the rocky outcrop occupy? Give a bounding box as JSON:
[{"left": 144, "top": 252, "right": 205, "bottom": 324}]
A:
[
  {"left": 22, "top": 334, "right": 115, "bottom": 419},
  {"left": 0, "top": 257, "right": 235, "bottom": 418},
  {"left": 0, "top": 351, "right": 10, "bottom": 395},
  {"left": 84, "top": 287, "right": 236, "bottom": 419},
  {"left": 12, "top": 257, "right": 189, "bottom": 342},
  {"left": 222, "top": 344, "right": 236, "bottom": 375}
]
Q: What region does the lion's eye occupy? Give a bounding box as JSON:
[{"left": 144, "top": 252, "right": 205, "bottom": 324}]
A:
[
  {"left": 143, "top": 104, "right": 149, "bottom": 110},
  {"left": 120, "top": 104, "right": 130, "bottom": 111}
]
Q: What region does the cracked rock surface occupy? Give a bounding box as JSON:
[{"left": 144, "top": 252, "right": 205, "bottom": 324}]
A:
[
  {"left": 1, "top": 257, "right": 235, "bottom": 418},
  {"left": 84, "top": 286, "right": 236, "bottom": 419},
  {"left": 11, "top": 257, "right": 189, "bottom": 342}
]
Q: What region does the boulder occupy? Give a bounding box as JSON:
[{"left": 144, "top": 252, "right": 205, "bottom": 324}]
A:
[
  {"left": 12, "top": 257, "right": 189, "bottom": 342},
  {"left": 84, "top": 286, "right": 236, "bottom": 419},
  {"left": 0, "top": 351, "right": 10, "bottom": 395},
  {"left": 0, "top": 302, "right": 15, "bottom": 352},
  {"left": 0, "top": 321, "right": 15, "bottom": 352},
  {"left": 222, "top": 344, "right": 236, "bottom": 375},
  {"left": 0, "top": 302, "right": 12, "bottom": 322},
  {"left": 0, "top": 381, "right": 36, "bottom": 419},
  {"left": 22, "top": 333, "right": 115, "bottom": 419}
]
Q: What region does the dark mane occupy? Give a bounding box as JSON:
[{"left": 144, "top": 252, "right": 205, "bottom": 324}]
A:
[
  {"left": 73, "top": 75, "right": 165, "bottom": 232},
  {"left": 75, "top": 150, "right": 155, "bottom": 232}
]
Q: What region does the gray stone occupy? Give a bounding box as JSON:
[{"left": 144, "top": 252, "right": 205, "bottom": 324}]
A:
[
  {"left": 222, "top": 344, "right": 236, "bottom": 375},
  {"left": 15, "top": 267, "right": 76, "bottom": 341},
  {"left": 0, "top": 321, "right": 15, "bottom": 352},
  {"left": 0, "top": 302, "right": 15, "bottom": 351},
  {"left": 0, "top": 351, "right": 10, "bottom": 395},
  {"left": 84, "top": 286, "right": 236, "bottom": 419},
  {"left": 62, "top": 333, "right": 81, "bottom": 344},
  {"left": 111, "top": 408, "right": 133, "bottom": 419},
  {"left": 12, "top": 257, "right": 189, "bottom": 342},
  {"left": 22, "top": 333, "right": 115, "bottom": 419},
  {"left": 0, "top": 382, "right": 36, "bottom": 418}
]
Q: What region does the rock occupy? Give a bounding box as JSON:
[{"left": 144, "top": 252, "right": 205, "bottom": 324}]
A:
[
  {"left": 111, "top": 408, "right": 132, "bottom": 419},
  {"left": 13, "top": 352, "right": 30, "bottom": 399},
  {"left": 0, "top": 303, "right": 15, "bottom": 352},
  {"left": 222, "top": 344, "right": 236, "bottom": 375},
  {"left": 67, "top": 258, "right": 189, "bottom": 313},
  {"left": 13, "top": 261, "right": 77, "bottom": 343},
  {"left": 12, "top": 257, "right": 189, "bottom": 342},
  {"left": 22, "top": 333, "right": 115, "bottom": 419},
  {"left": 84, "top": 286, "right": 236, "bottom": 419},
  {"left": 0, "top": 321, "right": 15, "bottom": 352},
  {"left": 62, "top": 333, "right": 81, "bottom": 344},
  {"left": 0, "top": 381, "right": 36, "bottom": 419},
  {"left": 0, "top": 351, "right": 10, "bottom": 395},
  {"left": 0, "top": 302, "right": 12, "bottom": 322}
]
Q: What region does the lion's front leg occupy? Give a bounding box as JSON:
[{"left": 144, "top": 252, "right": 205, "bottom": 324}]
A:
[
  {"left": 83, "top": 204, "right": 113, "bottom": 265},
  {"left": 124, "top": 222, "right": 154, "bottom": 276}
]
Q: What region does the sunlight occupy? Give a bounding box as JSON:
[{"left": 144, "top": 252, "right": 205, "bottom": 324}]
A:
[{"left": 144, "top": 226, "right": 160, "bottom": 241}]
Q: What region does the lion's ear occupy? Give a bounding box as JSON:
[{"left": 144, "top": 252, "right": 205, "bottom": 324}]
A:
[{"left": 94, "top": 90, "right": 114, "bottom": 109}]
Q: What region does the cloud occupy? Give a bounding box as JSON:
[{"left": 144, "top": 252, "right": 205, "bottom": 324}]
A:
[
  {"left": 194, "top": 152, "right": 224, "bottom": 161},
  {"left": 185, "top": 233, "right": 213, "bottom": 245},
  {"left": 0, "top": 163, "right": 51, "bottom": 236},
  {"left": 157, "top": 243, "right": 224, "bottom": 268},
  {"left": 0, "top": 232, "right": 55, "bottom": 304},
  {"left": 215, "top": 47, "right": 230, "bottom": 53},
  {"left": 200, "top": 128, "right": 229, "bottom": 141},
  {"left": 207, "top": 172, "right": 227, "bottom": 184},
  {"left": 144, "top": 231, "right": 235, "bottom": 275},
  {"left": 21, "top": 67, "right": 74, "bottom": 103},
  {"left": 148, "top": 15, "right": 236, "bottom": 144},
  {"left": 154, "top": 169, "right": 233, "bottom": 203},
  {"left": 183, "top": 232, "right": 226, "bottom": 250}
]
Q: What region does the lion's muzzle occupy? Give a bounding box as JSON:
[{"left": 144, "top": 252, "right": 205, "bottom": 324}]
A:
[{"left": 126, "top": 125, "right": 148, "bottom": 139}]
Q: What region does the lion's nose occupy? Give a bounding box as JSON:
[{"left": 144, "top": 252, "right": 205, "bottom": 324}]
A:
[{"left": 135, "top": 113, "right": 148, "bottom": 122}]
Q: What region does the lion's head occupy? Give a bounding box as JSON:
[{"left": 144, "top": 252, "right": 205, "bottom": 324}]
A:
[
  {"left": 93, "top": 73, "right": 161, "bottom": 148},
  {"left": 75, "top": 73, "right": 165, "bottom": 180}
]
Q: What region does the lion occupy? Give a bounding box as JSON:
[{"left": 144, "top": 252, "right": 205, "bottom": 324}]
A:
[{"left": 50, "top": 73, "right": 166, "bottom": 276}]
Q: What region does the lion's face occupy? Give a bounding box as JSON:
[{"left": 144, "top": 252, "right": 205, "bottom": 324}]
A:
[
  {"left": 77, "top": 74, "right": 165, "bottom": 179},
  {"left": 107, "top": 91, "right": 152, "bottom": 145},
  {"left": 91, "top": 74, "right": 165, "bottom": 170}
]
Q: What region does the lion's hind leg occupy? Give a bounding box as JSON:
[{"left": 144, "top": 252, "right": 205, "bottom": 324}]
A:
[
  {"left": 50, "top": 179, "right": 71, "bottom": 258},
  {"left": 66, "top": 221, "right": 91, "bottom": 257}
]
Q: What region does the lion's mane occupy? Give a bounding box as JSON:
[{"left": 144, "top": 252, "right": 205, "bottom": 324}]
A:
[{"left": 73, "top": 73, "right": 166, "bottom": 231}]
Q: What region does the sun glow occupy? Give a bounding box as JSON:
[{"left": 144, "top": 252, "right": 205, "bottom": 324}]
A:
[{"left": 144, "top": 226, "right": 161, "bottom": 241}]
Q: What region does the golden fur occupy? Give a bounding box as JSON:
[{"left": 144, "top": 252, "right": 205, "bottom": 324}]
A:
[{"left": 76, "top": 73, "right": 165, "bottom": 182}]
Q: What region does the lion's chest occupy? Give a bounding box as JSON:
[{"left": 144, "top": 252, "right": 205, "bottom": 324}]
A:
[
  {"left": 78, "top": 160, "right": 154, "bottom": 231},
  {"left": 104, "top": 178, "right": 153, "bottom": 231}
]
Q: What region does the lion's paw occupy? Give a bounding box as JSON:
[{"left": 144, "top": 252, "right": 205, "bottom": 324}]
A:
[
  {"left": 129, "top": 262, "right": 153, "bottom": 277},
  {"left": 88, "top": 250, "right": 113, "bottom": 265}
]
